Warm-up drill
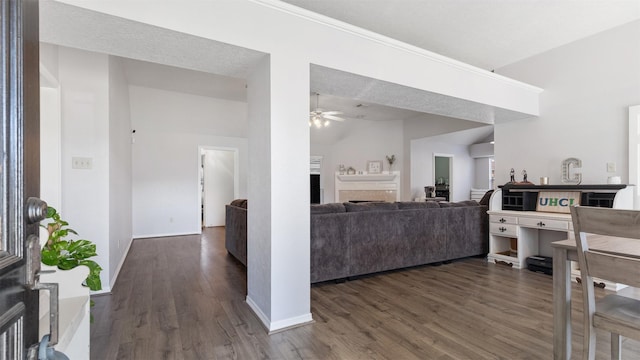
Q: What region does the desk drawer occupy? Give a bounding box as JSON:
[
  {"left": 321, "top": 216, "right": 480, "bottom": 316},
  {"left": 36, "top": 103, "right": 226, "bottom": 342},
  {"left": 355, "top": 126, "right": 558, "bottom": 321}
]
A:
[
  {"left": 490, "top": 215, "right": 518, "bottom": 225},
  {"left": 490, "top": 223, "right": 518, "bottom": 237},
  {"left": 519, "top": 217, "right": 568, "bottom": 231}
]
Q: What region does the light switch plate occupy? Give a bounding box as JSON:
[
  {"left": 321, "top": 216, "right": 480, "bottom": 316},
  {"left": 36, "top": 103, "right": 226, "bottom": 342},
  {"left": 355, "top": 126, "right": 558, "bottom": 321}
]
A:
[
  {"left": 606, "top": 162, "right": 616, "bottom": 173},
  {"left": 72, "top": 157, "right": 93, "bottom": 170}
]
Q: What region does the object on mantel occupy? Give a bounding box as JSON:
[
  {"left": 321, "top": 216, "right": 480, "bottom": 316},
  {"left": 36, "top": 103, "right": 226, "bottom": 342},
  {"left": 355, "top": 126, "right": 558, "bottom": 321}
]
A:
[
  {"left": 424, "top": 186, "right": 435, "bottom": 198},
  {"left": 561, "top": 157, "right": 582, "bottom": 185},
  {"left": 337, "top": 173, "right": 397, "bottom": 181}
]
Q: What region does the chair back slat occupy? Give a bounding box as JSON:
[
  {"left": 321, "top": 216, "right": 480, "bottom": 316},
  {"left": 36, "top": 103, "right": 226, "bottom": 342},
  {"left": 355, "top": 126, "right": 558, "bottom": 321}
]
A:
[
  {"left": 572, "top": 206, "right": 640, "bottom": 240},
  {"left": 585, "top": 251, "right": 640, "bottom": 288},
  {"left": 570, "top": 205, "right": 640, "bottom": 360}
]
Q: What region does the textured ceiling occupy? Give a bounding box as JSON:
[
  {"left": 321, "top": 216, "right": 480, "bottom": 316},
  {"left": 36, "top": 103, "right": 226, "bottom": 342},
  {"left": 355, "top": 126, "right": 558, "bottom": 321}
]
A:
[
  {"left": 39, "top": 1, "right": 267, "bottom": 78},
  {"left": 311, "top": 65, "right": 530, "bottom": 124},
  {"left": 282, "top": 0, "right": 640, "bottom": 70}
]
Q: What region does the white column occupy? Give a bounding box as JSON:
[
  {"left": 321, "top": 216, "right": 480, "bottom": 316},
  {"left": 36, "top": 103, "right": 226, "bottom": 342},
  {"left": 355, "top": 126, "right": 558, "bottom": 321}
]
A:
[{"left": 246, "top": 54, "right": 312, "bottom": 332}]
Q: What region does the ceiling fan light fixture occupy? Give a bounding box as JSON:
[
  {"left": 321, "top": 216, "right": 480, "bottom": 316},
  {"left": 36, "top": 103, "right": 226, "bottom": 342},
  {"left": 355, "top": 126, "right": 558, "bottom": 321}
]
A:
[{"left": 309, "top": 93, "right": 346, "bottom": 129}]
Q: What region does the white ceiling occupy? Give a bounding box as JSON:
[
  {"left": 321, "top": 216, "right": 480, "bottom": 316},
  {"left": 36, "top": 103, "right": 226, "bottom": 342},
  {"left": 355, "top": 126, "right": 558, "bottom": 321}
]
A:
[
  {"left": 282, "top": 0, "right": 640, "bottom": 70},
  {"left": 39, "top": 1, "right": 267, "bottom": 79}
]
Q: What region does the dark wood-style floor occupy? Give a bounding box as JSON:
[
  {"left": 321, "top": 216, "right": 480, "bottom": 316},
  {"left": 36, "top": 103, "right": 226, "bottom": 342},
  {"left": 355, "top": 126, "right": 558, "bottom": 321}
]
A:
[{"left": 90, "top": 228, "right": 640, "bottom": 359}]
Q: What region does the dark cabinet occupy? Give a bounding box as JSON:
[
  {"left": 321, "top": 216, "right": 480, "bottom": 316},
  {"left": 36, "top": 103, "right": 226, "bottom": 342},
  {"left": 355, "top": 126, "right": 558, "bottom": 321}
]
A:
[
  {"left": 500, "top": 184, "right": 626, "bottom": 211},
  {"left": 435, "top": 185, "right": 449, "bottom": 201}
]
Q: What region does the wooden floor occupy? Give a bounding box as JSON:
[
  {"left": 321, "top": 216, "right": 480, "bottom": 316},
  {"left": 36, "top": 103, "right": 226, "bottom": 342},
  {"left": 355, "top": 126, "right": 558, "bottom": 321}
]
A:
[{"left": 91, "top": 228, "right": 640, "bottom": 359}]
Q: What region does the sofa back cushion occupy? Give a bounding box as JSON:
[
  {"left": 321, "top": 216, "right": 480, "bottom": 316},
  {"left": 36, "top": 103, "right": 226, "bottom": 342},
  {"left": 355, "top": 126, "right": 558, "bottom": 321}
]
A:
[
  {"left": 230, "top": 199, "right": 248, "bottom": 209},
  {"left": 439, "top": 200, "right": 479, "bottom": 207},
  {"left": 311, "top": 203, "right": 346, "bottom": 214},
  {"left": 344, "top": 202, "right": 399, "bottom": 212},
  {"left": 478, "top": 190, "right": 494, "bottom": 206},
  {"left": 396, "top": 201, "right": 441, "bottom": 210}
]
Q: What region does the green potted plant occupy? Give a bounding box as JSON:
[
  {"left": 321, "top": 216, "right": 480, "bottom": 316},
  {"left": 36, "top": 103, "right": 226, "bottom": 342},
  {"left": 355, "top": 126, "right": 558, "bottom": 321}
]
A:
[{"left": 40, "top": 206, "right": 102, "bottom": 292}]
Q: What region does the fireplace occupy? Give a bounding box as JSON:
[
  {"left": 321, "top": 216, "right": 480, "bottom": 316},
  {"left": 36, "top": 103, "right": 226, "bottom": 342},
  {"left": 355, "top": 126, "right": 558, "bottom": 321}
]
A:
[{"left": 334, "top": 172, "right": 401, "bottom": 203}]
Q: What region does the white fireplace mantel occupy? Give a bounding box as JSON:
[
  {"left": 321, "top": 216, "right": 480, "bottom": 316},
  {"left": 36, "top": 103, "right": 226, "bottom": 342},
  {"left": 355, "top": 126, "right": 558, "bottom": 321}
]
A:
[
  {"left": 335, "top": 171, "right": 401, "bottom": 202},
  {"left": 336, "top": 174, "right": 397, "bottom": 182}
]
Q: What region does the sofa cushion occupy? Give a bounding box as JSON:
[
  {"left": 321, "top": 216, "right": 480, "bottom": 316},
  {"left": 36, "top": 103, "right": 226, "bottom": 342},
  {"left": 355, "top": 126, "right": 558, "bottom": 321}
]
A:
[
  {"left": 230, "top": 199, "right": 248, "bottom": 209},
  {"left": 479, "top": 190, "right": 494, "bottom": 206},
  {"left": 311, "top": 203, "right": 346, "bottom": 214},
  {"left": 396, "top": 201, "right": 441, "bottom": 209},
  {"left": 439, "top": 200, "right": 479, "bottom": 207},
  {"left": 344, "top": 202, "right": 399, "bottom": 212}
]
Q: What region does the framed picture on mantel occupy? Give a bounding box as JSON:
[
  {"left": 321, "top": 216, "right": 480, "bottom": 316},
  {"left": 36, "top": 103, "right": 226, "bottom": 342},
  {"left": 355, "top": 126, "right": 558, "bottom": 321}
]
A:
[{"left": 367, "top": 160, "right": 382, "bottom": 174}]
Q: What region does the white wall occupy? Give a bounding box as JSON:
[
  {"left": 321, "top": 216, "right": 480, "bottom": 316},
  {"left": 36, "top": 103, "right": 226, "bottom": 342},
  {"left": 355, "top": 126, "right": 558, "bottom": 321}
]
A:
[
  {"left": 108, "top": 56, "right": 133, "bottom": 288},
  {"left": 246, "top": 56, "right": 273, "bottom": 323},
  {"left": 246, "top": 55, "right": 313, "bottom": 331},
  {"left": 469, "top": 142, "right": 494, "bottom": 190},
  {"left": 473, "top": 157, "right": 492, "bottom": 189},
  {"left": 410, "top": 139, "right": 474, "bottom": 201},
  {"left": 130, "top": 85, "right": 248, "bottom": 238},
  {"left": 40, "top": 51, "right": 62, "bottom": 247},
  {"left": 469, "top": 142, "right": 494, "bottom": 158},
  {"left": 402, "top": 115, "right": 489, "bottom": 200},
  {"left": 495, "top": 20, "right": 640, "bottom": 186},
  {"left": 40, "top": 87, "right": 61, "bottom": 212},
  {"left": 57, "top": 46, "right": 111, "bottom": 290},
  {"left": 311, "top": 119, "right": 404, "bottom": 203}
]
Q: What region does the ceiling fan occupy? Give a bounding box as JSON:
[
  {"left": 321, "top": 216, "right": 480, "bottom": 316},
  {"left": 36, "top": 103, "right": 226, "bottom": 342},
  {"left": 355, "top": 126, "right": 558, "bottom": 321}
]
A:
[{"left": 309, "top": 93, "right": 345, "bottom": 128}]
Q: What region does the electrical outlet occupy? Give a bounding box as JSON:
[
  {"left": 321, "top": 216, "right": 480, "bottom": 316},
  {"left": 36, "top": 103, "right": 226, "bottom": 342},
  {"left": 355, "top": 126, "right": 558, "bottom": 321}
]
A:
[
  {"left": 607, "top": 162, "right": 616, "bottom": 173},
  {"left": 72, "top": 157, "right": 93, "bottom": 170}
]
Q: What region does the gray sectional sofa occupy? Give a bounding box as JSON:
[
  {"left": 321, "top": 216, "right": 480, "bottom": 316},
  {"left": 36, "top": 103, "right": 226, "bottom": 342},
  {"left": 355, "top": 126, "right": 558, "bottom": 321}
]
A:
[{"left": 225, "top": 199, "right": 488, "bottom": 283}]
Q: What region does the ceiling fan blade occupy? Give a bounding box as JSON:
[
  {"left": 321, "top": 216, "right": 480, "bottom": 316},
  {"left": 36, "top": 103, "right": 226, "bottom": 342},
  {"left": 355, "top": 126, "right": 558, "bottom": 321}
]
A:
[{"left": 323, "top": 114, "right": 345, "bottom": 122}]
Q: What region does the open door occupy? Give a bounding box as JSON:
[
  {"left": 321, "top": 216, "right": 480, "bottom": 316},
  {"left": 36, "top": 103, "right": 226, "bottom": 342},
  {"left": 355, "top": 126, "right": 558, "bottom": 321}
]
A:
[
  {"left": 629, "top": 105, "right": 640, "bottom": 210},
  {"left": 1, "top": 0, "right": 58, "bottom": 358}
]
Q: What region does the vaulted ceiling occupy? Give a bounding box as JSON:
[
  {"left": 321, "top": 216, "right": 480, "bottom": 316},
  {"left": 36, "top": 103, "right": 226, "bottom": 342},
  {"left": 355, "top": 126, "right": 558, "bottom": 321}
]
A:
[{"left": 282, "top": 0, "right": 640, "bottom": 70}]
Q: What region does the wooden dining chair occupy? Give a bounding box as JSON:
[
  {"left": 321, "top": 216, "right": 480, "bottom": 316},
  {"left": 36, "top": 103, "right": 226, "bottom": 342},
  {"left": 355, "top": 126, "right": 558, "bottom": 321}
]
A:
[{"left": 570, "top": 206, "right": 640, "bottom": 360}]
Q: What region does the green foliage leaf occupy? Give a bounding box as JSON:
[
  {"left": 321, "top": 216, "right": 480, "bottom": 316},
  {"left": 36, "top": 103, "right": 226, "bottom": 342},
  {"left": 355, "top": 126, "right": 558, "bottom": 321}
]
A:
[
  {"left": 41, "top": 248, "right": 59, "bottom": 266},
  {"left": 39, "top": 206, "right": 102, "bottom": 292}
]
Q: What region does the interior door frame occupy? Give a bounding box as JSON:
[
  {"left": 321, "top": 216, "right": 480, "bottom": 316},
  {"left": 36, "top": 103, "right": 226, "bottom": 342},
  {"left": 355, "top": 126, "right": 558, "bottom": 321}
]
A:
[
  {"left": 628, "top": 105, "right": 640, "bottom": 209},
  {"left": 0, "top": 0, "right": 41, "bottom": 357},
  {"left": 197, "top": 145, "right": 239, "bottom": 229}
]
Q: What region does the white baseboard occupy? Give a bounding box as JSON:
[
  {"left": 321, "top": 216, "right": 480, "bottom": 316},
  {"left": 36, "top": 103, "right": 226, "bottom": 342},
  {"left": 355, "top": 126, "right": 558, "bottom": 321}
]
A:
[
  {"left": 245, "top": 296, "right": 313, "bottom": 333},
  {"left": 90, "top": 286, "right": 111, "bottom": 296},
  {"left": 268, "top": 313, "right": 314, "bottom": 334},
  {"left": 246, "top": 296, "right": 270, "bottom": 329},
  {"left": 132, "top": 231, "right": 200, "bottom": 239},
  {"left": 108, "top": 237, "right": 135, "bottom": 291}
]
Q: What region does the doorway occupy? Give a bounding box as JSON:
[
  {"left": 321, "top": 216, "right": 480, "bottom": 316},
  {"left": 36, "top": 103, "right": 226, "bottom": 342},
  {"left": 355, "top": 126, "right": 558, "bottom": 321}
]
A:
[
  {"left": 199, "top": 147, "right": 239, "bottom": 228},
  {"left": 434, "top": 154, "right": 453, "bottom": 201},
  {"left": 629, "top": 105, "right": 640, "bottom": 209}
]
